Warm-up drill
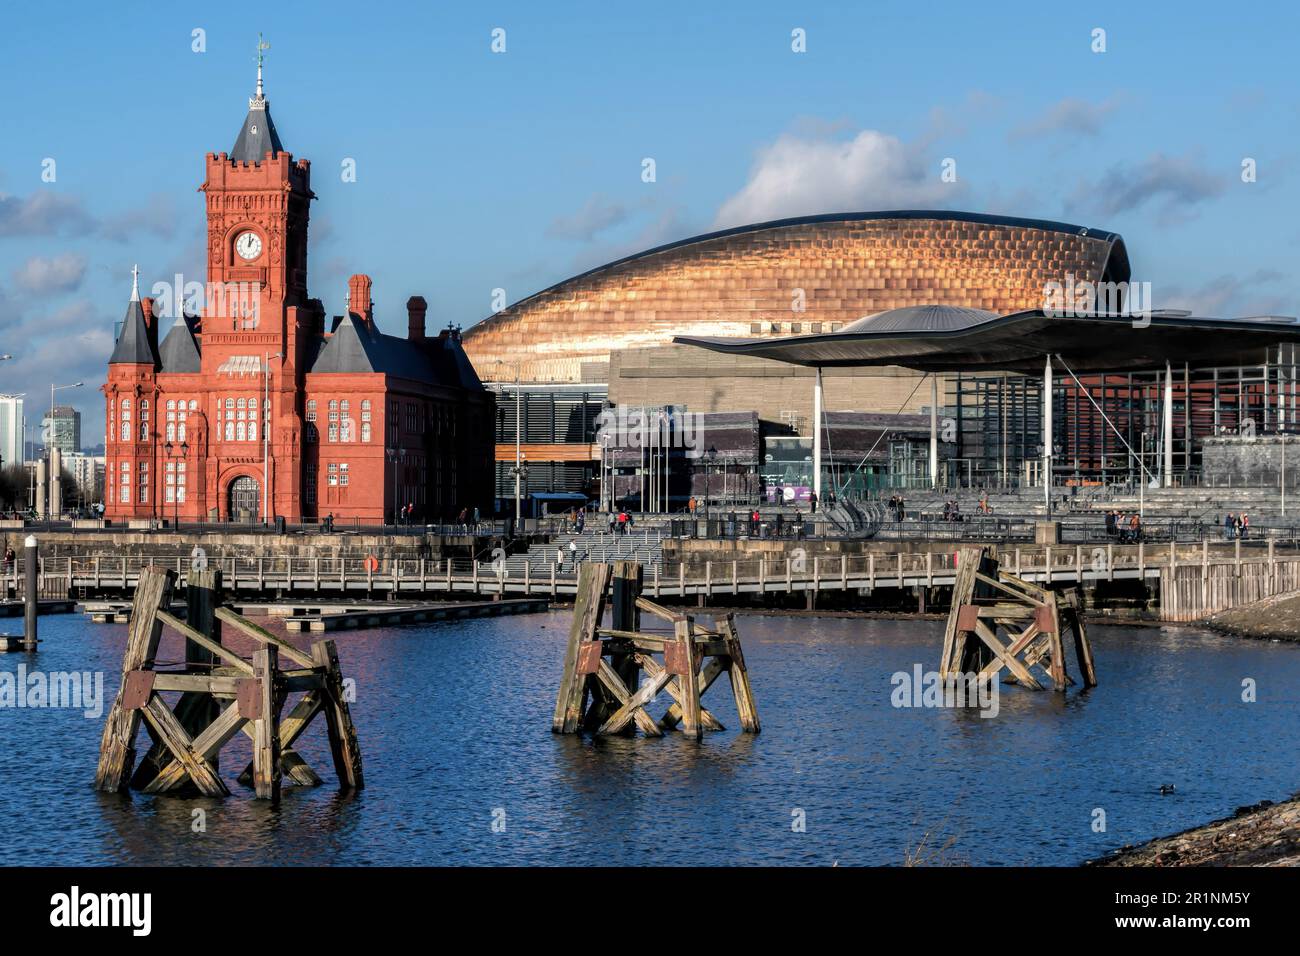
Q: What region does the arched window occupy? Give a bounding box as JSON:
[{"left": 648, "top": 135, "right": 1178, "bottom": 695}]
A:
[
  {"left": 237, "top": 421, "right": 246, "bottom": 442},
  {"left": 166, "top": 422, "right": 176, "bottom": 441},
  {"left": 224, "top": 421, "right": 234, "bottom": 442},
  {"left": 361, "top": 422, "right": 371, "bottom": 443},
  {"left": 188, "top": 400, "right": 197, "bottom": 411},
  {"left": 248, "top": 421, "right": 257, "bottom": 443}
]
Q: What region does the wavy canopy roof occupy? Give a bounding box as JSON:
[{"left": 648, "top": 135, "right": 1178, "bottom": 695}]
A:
[{"left": 674, "top": 305, "right": 1300, "bottom": 375}]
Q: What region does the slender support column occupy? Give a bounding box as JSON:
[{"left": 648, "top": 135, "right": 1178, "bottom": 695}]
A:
[
  {"left": 1043, "top": 355, "right": 1053, "bottom": 512},
  {"left": 1163, "top": 360, "right": 1174, "bottom": 487},
  {"left": 23, "top": 535, "right": 37, "bottom": 648},
  {"left": 929, "top": 374, "right": 939, "bottom": 489},
  {"left": 812, "top": 367, "right": 823, "bottom": 506}
]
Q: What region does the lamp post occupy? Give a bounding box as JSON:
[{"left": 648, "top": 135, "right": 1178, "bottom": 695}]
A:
[
  {"left": 164, "top": 440, "right": 188, "bottom": 528},
  {"left": 47, "top": 382, "right": 83, "bottom": 454},
  {"left": 47, "top": 381, "right": 81, "bottom": 520},
  {"left": 386, "top": 446, "right": 408, "bottom": 525},
  {"left": 262, "top": 352, "right": 282, "bottom": 525},
  {"left": 705, "top": 445, "right": 717, "bottom": 522}
]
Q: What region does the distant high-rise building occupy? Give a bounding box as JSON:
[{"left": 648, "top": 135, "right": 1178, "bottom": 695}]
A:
[
  {"left": 0, "top": 395, "right": 23, "bottom": 469},
  {"left": 43, "top": 404, "right": 81, "bottom": 457},
  {"left": 64, "top": 452, "right": 106, "bottom": 506}
]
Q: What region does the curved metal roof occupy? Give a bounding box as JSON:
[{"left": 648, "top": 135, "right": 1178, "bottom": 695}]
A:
[
  {"left": 674, "top": 307, "right": 1300, "bottom": 375},
  {"left": 839, "top": 304, "right": 1000, "bottom": 335},
  {"left": 468, "top": 210, "right": 1128, "bottom": 329}
]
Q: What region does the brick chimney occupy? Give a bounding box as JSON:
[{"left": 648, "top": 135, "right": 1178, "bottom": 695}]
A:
[
  {"left": 406, "top": 295, "right": 427, "bottom": 341},
  {"left": 347, "top": 274, "right": 373, "bottom": 325}
]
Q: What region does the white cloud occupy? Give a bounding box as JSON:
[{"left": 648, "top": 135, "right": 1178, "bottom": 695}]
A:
[
  {"left": 11, "top": 253, "right": 87, "bottom": 295},
  {"left": 713, "top": 129, "right": 958, "bottom": 229}
]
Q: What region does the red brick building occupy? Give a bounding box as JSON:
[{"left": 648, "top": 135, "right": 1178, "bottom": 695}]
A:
[{"left": 104, "top": 66, "right": 494, "bottom": 525}]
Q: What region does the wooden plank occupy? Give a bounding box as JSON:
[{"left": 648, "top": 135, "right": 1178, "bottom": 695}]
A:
[
  {"left": 1068, "top": 606, "right": 1098, "bottom": 688},
  {"left": 156, "top": 611, "right": 254, "bottom": 675},
  {"left": 237, "top": 691, "right": 326, "bottom": 786},
  {"left": 251, "top": 646, "right": 281, "bottom": 802},
  {"left": 651, "top": 654, "right": 726, "bottom": 731},
  {"left": 973, "top": 619, "right": 1043, "bottom": 689},
  {"left": 143, "top": 703, "right": 247, "bottom": 794},
  {"left": 717, "top": 613, "right": 760, "bottom": 733},
  {"left": 940, "top": 547, "right": 984, "bottom": 678},
  {"left": 312, "top": 639, "right": 364, "bottom": 790},
  {"left": 596, "top": 664, "right": 672, "bottom": 736},
  {"left": 214, "top": 606, "right": 314, "bottom": 668},
  {"left": 552, "top": 562, "right": 611, "bottom": 734},
  {"left": 94, "top": 566, "right": 176, "bottom": 793},
  {"left": 634, "top": 595, "right": 683, "bottom": 623},
  {"left": 593, "top": 660, "right": 662, "bottom": 736},
  {"left": 139, "top": 694, "right": 229, "bottom": 797},
  {"left": 674, "top": 615, "right": 702, "bottom": 741},
  {"left": 598, "top": 560, "right": 643, "bottom": 733}
]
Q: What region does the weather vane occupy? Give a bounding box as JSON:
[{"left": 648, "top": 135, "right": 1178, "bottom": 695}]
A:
[{"left": 255, "top": 33, "right": 270, "bottom": 98}]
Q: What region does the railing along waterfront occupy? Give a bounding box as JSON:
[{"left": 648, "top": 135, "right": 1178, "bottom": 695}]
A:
[{"left": 15, "top": 538, "right": 1300, "bottom": 618}]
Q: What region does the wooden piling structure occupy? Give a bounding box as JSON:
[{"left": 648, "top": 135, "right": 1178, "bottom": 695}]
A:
[
  {"left": 552, "top": 561, "right": 759, "bottom": 739},
  {"left": 95, "top": 565, "right": 364, "bottom": 802},
  {"left": 939, "top": 546, "right": 1097, "bottom": 693}
]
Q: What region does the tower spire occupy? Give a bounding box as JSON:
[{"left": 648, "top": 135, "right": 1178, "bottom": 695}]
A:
[
  {"left": 252, "top": 34, "right": 271, "bottom": 108},
  {"left": 130, "top": 264, "right": 140, "bottom": 302}
]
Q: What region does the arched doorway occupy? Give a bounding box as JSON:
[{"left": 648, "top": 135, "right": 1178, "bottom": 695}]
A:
[{"left": 228, "top": 476, "right": 260, "bottom": 521}]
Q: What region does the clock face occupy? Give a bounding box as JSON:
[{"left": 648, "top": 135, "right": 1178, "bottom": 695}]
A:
[{"left": 234, "top": 232, "right": 263, "bottom": 261}]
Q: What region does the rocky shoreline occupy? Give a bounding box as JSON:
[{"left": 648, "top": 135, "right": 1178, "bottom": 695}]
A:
[
  {"left": 1089, "top": 796, "right": 1300, "bottom": 866},
  {"left": 1205, "top": 591, "right": 1300, "bottom": 642}
]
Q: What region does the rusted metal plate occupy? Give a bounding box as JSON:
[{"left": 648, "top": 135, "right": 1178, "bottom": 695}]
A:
[
  {"left": 956, "top": 604, "right": 981, "bottom": 633},
  {"left": 236, "top": 678, "right": 263, "bottom": 720},
  {"left": 664, "top": 641, "right": 692, "bottom": 676},
  {"left": 121, "top": 670, "right": 155, "bottom": 711},
  {"left": 1034, "top": 605, "right": 1056, "bottom": 634},
  {"left": 576, "top": 641, "right": 603, "bottom": 675}
]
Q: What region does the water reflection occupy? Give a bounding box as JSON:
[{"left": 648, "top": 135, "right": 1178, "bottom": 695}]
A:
[{"left": 1, "top": 611, "right": 1297, "bottom": 865}]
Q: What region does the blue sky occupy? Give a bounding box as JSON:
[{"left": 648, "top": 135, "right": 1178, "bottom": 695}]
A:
[{"left": 2, "top": 0, "right": 1298, "bottom": 443}]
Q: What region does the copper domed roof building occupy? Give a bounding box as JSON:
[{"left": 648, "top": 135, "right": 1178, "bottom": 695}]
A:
[{"left": 463, "top": 211, "right": 1131, "bottom": 384}]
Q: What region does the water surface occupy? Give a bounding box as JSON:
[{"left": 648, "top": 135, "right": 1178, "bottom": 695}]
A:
[{"left": 1, "top": 609, "right": 1295, "bottom": 866}]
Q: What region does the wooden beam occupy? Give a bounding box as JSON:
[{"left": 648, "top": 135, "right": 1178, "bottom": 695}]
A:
[
  {"left": 143, "top": 703, "right": 247, "bottom": 794},
  {"left": 552, "top": 562, "right": 610, "bottom": 734},
  {"left": 156, "top": 611, "right": 254, "bottom": 675},
  {"left": 95, "top": 566, "right": 175, "bottom": 793},
  {"left": 214, "top": 607, "right": 315, "bottom": 668},
  {"left": 139, "top": 694, "right": 229, "bottom": 797},
  {"left": 312, "top": 640, "right": 364, "bottom": 790},
  {"left": 251, "top": 646, "right": 281, "bottom": 802}
]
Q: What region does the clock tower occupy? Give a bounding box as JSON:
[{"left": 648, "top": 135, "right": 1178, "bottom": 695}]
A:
[{"left": 196, "top": 48, "right": 321, "bottom": 521}]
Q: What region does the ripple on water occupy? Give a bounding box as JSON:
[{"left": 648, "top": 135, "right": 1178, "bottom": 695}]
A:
[{"left": 0, "top": 612, "right": 1296, "bottom": 865}]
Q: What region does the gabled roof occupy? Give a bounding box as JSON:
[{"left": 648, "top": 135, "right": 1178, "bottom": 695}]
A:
[
  {"left": 109, "top": 294, "right": 157, "bottom": 366},
  {"left": 231, "top": 97, "right": 284, "bottom": 163},
  {"left": 158, "top": 316, "right": 201, "bottom": 373},
  {"left": 307, "top": 312, "right": 444, "bottom": 382}
]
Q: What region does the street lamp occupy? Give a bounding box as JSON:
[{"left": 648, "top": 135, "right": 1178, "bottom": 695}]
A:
[
  {"left": 47, "top": 381, "right": 82, "bottom": 519},
  {"left": 704, "top": 445, "right": 717, "bottom": 522},
  {"left": 47, "top": 382, "right": 82, "bottom": 453},
  {"left": 386, "top": 446, "right": 408, "bottom": 525},
  {"left": 262, "top": 352, "right": 282, "bottom": 525},
  {"left": 495, "top": 359, "right": 524, "bottom": 529},
  {"left": 164, "top": 440, "right": 188, "bottom": 528}
]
